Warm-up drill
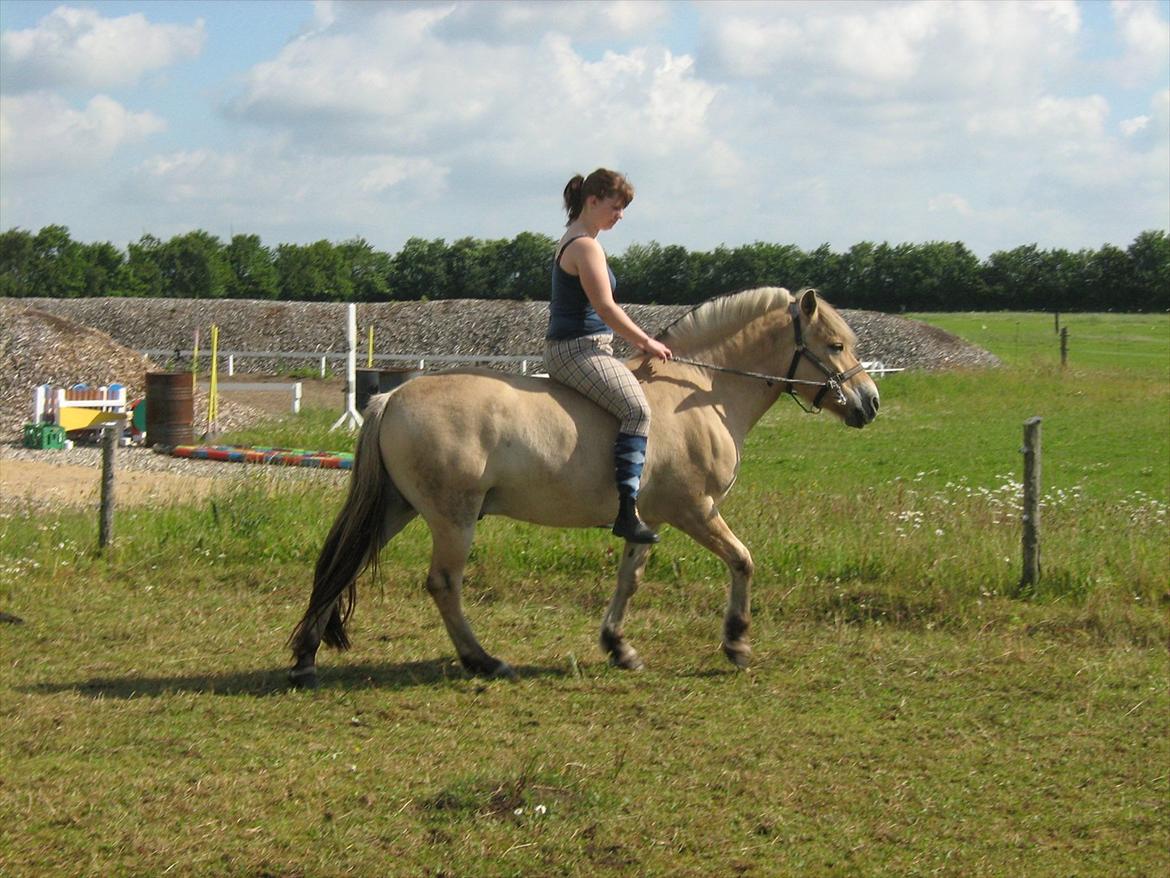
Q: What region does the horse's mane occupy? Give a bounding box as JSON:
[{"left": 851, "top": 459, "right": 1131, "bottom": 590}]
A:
[{"left": 656, "top": 287, "right": 794, "bottom": 355}]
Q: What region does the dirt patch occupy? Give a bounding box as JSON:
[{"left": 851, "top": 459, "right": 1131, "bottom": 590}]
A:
[{"left": 1, "top": 460, "right": 216, "bottom": 509}]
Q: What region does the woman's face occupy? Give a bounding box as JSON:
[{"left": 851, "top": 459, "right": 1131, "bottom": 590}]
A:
[{"left": 589, "top": 194, "right": 627, "bottom": 230}]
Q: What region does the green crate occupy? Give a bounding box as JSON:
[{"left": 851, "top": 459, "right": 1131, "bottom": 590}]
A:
[{"left": 22, "top": 423, "right": 67, "bottom": 450}]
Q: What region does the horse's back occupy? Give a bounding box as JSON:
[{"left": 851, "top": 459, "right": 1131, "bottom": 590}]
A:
[{"left": 376, "top": 370, "right": 619, "bottom": 526}]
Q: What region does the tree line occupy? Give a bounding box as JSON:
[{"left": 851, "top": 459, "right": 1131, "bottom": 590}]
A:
[{"left": 1, "top": 225, "right": 1166, "bottom": 311}]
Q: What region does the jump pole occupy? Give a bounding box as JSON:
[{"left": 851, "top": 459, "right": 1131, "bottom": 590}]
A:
[{"left": 331, "top": 303, "right": 364, "bottom": 431}]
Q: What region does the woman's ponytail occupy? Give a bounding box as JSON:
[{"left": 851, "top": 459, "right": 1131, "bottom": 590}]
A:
[{"left": 563, "top": 175, "right": 586, "bottom": 222}]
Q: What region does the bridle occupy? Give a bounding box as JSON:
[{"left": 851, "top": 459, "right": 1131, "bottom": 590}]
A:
[{"left": 671, "top": 301, "right": 866, "bottom": 414}]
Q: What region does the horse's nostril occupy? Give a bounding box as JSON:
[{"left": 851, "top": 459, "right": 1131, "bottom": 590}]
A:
[{"left": 872, "top": 396, "right": 880, "bottom": 412}]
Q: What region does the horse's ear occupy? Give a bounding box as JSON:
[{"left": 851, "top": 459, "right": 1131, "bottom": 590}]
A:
[{"left": 800, "top": 288, "right": 818, "bottom": 319}]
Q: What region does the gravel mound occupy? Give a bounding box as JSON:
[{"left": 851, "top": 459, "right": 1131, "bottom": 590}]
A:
[
  {"left": 16, "top": 296, "right": 999, "bottom": 374},
  {"left": 3, "top": 296, "right": 998, "bottom": 441},
  {"left": 0, "top": 300, "right": 262, "bottom": 439}
]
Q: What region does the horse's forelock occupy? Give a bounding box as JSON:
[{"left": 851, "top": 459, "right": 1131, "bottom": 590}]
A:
[
  {"left": 657, "top": 287, "right": 793, "bottom": 353},
  {"left": 808, "top": 292, "right": 857, "bottom": 347}
]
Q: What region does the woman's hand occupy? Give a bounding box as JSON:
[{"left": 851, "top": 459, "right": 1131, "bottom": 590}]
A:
[{"left": 640, "top": 338, "right": 673, "bottom": 361}]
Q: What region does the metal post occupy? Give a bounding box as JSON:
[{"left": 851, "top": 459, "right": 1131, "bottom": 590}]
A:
[
  {"left": 330, "top": 303, "right": 363, "bottom": 431},
  {"left": 1020, "top": 417, "right": 1042, "bottom": 591},
  {"left": 292, "top": 382, "right": 302, "bottom": 414},
  {"left": 1060, "top": 327, "right": 1068, "bottom": 368},
  {"left": 99, "top": 423, "right": 118, "bottom": 550},
  {"left": 227, "top": 354, "right": 235, "bottom": 377},
  {"left": 320, "top": 355, "right": 327, "bottom": 378}
]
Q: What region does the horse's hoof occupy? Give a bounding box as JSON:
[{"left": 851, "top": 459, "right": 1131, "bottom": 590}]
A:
[
  {"left": 610, "top": 649, "right": 645, "bottom": 671},
  {"left": 288, "top": 666, "right": 319, "bottom": 689},
  {"left": 722, "top": 642, "right": 752, "bottom": 670},
  {"left": 461, "top": 654, "right": 515, "bottom": 680},
  {"left": 608, "top": 646, "right": 645, "bottom": 674}
]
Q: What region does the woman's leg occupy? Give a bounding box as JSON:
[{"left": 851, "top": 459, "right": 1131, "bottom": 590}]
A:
[{"left": 545, "top": 336, "right": 657, "bottom": 542}]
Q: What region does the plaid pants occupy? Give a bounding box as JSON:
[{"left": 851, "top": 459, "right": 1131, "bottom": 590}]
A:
[{"left": 544, "top": 334, "right": 651, "bottom": 437}]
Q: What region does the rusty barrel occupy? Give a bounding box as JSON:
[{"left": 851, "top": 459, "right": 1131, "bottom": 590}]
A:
[
  {"left": 144, "top": 372, "right": 195, "bottom": 447},
  {"left": 355, "top": 368, "right": 420, "bottom": 414}
]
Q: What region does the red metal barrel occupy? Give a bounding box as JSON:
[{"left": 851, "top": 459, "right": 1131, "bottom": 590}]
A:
[{"left": 144, "top": 372, "right": 195, "bottom": 447}]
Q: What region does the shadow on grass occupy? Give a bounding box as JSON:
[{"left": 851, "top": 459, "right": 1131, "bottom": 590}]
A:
[{"left": 20, "top": 658, "right": 565, "bottom": 699}]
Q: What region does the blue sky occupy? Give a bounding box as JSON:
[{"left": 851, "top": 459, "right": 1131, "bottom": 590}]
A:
[{"left": 1, "top": 0, "right": 1167, "bottom": 259}]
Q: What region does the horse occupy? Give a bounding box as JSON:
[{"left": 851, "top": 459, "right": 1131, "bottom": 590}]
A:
[{"left": 288, "top": 287, "right": 880, "bottom": 687}]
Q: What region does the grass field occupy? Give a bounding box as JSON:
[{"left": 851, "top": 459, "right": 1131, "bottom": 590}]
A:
[{"left": 2, "top": 312, "right": 1167, "bottom": 876}]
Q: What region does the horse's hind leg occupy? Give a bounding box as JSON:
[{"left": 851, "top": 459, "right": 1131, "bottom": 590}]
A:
[
  {"left": 600, "top": 542, "right": 654, "bottom": 670},
  {"left": 425, "top": 519, "right": 514, "bottom": 679},
  {"left": 675, "top": 507, "right": 754, "bottom": 669}
]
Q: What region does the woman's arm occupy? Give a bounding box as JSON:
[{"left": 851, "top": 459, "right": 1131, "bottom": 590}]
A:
[{"left": 568, "top": 238, "right": 672, "bottom": 360}]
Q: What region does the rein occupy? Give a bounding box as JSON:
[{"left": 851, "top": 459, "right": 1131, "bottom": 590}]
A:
[{"left": 669, "top": 302, "right": 865, "bottom": 414}]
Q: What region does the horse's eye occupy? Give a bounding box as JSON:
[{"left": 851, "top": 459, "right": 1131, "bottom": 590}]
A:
[{"left": 828, "top": 343, "right": 845, "bottom": 353}]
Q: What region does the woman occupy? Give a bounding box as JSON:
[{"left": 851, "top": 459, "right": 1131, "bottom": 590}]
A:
[{"left": 545, "top": 169, "right": 672, "bottom": 544}]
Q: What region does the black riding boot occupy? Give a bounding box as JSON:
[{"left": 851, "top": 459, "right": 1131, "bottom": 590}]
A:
[
  {"left": 613, "top": 494, "right": 659, "bottom": 543},
  {"left": 612, "top": 432, "right": 658, "bottom": 543}
]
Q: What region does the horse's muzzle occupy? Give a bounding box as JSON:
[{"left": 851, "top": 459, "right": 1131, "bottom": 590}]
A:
[{"left": 845, "top": 385, "right": 880, "bottom": 429}]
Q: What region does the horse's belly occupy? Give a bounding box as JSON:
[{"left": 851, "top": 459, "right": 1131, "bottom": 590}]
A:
[{"left": 480, "top": 477, "right": 615, "bottom": 528}]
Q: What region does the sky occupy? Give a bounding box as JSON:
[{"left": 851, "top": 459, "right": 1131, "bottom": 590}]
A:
[{"left": 1, "top": 0, "right": 1168, "bottom": 259}]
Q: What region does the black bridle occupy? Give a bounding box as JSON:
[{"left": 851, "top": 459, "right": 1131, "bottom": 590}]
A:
[{"left": 671, "top": 302, "right": 866, "bottom": 414}]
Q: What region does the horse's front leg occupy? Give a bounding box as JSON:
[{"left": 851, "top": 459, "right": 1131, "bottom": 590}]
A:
[
  {"left": 600, "top": 542, "right": 654, "bottom": 670},
  {"left": 675, "top": 507, "right": 754, "bottom": 669}
]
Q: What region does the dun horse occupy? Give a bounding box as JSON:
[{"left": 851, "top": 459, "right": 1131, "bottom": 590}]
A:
[{"left": 289, "top": 287, "right": 879, "bottom": 686}]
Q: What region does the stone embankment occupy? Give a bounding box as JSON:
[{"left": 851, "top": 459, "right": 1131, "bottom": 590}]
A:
[{"left": 2, "top": 296, "right": 999, "bottom": 438}]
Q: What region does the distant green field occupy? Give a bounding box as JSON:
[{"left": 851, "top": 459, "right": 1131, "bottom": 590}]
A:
[{"left": 2, "top": 312, "right": 1167, "bottom": 877}]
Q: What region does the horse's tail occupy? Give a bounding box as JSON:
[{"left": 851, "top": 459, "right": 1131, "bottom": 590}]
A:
[{"left": 289, "top": 391, "right": 411, "bottom": 654}]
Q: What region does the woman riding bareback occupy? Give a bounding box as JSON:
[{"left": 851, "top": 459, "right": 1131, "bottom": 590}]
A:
[{"left": 545, "top": 169, "right": 672, "bottom": 544}]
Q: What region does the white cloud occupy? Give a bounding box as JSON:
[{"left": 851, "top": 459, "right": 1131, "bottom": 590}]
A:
[
  {"left": 928, "top": 193, "right": 973, "bottom": 217},
  {"left": 1120, "top": 115, "right": 1150, "bottom": 136},
  {"left": 0, "top": 5, "right": 205, "bottom": 93},
  {"left": 967, "top": 95, "right": 1110, "bottom": 140},
  {"left": 698, "top": 0, "right": 1082, "bottom": 101},
  {"left": 128, "top": 142, "right": 448, "bottom": 227},
  {"left": 1111, "top": 0, "right": 1170, "bottom": 86},
  {"left": 0, "top": 92, "right": 165, "bottom": 174},
  {"left": 226, "top": 5, "right": 722, "bottom": 176}
]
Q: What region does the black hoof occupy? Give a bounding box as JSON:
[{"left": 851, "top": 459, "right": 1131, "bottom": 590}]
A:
[
  {"left": 460, "top": 655, "right": 515, "bottom": 680},
  {"left": 288, "top": 666, "right": 319, "bottom": 689}
]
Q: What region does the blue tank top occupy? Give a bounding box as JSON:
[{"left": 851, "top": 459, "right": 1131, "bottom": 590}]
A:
[{"left": 547, "top": 236, "right": 613, "bottom": 340}]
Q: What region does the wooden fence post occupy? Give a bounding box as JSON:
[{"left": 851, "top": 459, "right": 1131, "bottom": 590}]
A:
[
  {"left": 1020, "top": 417, "right": 1042, "bottom": 591},
  {"left": 1060, "top": 327, "right": 1068, "bottom": 367},
  {"left": 99, "top": 424, "right": 118, "bottom": 550}
]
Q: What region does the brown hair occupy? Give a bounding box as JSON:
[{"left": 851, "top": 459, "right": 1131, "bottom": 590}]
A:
[{"left": 563, "top": 168, "right": 634, "bottom": 224}]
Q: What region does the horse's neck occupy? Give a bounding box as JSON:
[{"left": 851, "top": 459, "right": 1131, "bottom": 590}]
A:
[{"left": 670, "top": 324, "right": 792, "bottom": 444}]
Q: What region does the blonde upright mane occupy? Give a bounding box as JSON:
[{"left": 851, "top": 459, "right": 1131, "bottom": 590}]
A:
[{"left": 657, "top": 287, "right": 794, "bottom": 356}]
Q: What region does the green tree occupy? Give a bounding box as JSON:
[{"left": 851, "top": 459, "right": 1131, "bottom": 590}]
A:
[
  {"left": 0, "top": 228, "right": 35, "bottom": 297},
  {"left": 275, "top": 240, "right": 352, "bottom": 301},
  {"left": 444, "top": 237, "right": 501, "bottom": 299},
  {"left": 225, "top": 234, "right": 279, "bottom": 300},
  {"left": 156, "top": 231, "right": 232, "bottom": 299},
  {"left": 499, "top": 232, "right": 555, "bottom": 300},
  {"left": 117, "top": 234, "right": 166, "bottom": 297},
  {"left": 1126, "top": 230, "right": 1170, "bottom": 310},
  {"left": 338, "top": 237, "right": 392, "bottom": 301},
  {"left": 79, "top": 241, "right": 124, "bottom": 297},
  {"left": 390, "top": 237, "right": 450, "bottom": 300},
  {"left": 614, "top": 241, "right": 697, "bottom": 304},
  {"left": 29, "top": 225, "right": 86, "bottom": 297}
]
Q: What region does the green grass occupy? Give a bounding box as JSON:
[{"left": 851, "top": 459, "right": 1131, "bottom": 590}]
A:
[{"left": 1, "top": 312, "right": 1168, "bottom": 876}]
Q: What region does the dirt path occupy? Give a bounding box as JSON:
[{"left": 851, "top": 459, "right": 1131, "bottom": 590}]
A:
[{"left": 2, "top": 459, "right": 217, "bottom": 508}]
